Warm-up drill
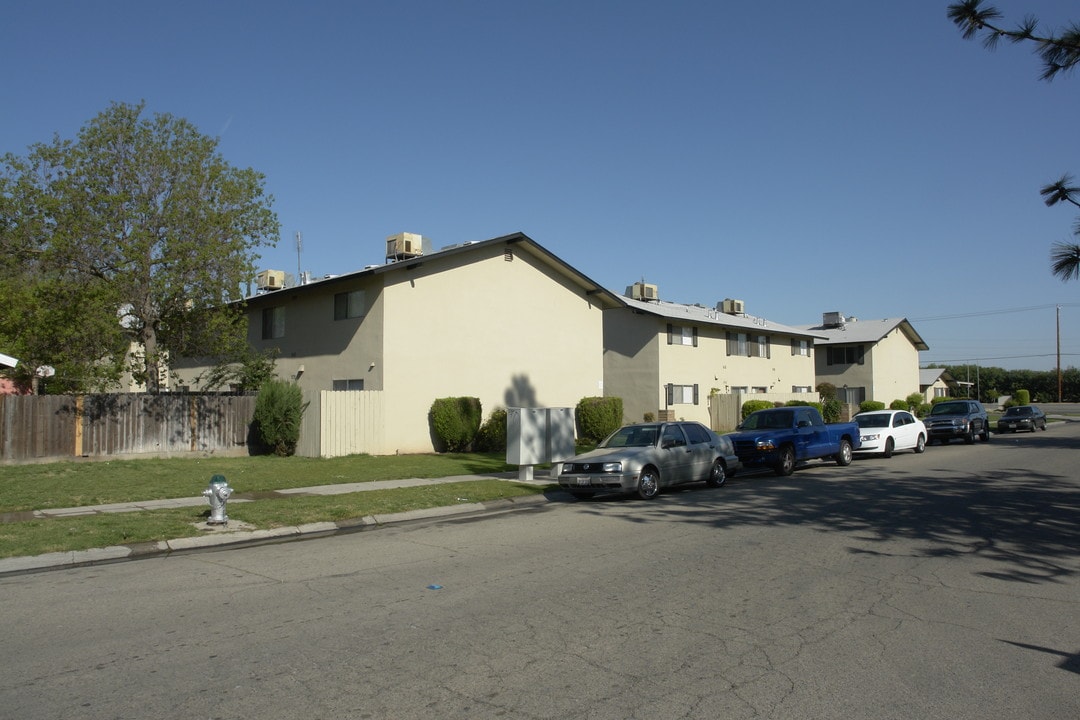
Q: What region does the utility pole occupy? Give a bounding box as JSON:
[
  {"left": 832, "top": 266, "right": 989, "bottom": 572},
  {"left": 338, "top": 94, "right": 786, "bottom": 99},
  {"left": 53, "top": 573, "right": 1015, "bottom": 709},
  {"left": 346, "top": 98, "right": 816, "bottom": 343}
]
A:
[{"left": 1057, "top": 305, "right": 1063, "bottom": 402}]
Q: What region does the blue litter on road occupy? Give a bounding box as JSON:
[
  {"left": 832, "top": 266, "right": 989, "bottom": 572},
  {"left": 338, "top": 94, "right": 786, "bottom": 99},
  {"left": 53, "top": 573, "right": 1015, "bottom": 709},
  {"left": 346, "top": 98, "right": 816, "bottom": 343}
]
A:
[{"left": 427, "top": 584, "right": 443, "bottom": 590}]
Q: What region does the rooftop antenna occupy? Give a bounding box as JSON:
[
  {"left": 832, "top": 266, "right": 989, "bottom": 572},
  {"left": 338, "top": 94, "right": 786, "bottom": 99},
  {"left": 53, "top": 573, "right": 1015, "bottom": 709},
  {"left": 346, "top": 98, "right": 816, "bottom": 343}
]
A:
[{"left": 296, "top": 231, "right": 303, "bottom": 285}]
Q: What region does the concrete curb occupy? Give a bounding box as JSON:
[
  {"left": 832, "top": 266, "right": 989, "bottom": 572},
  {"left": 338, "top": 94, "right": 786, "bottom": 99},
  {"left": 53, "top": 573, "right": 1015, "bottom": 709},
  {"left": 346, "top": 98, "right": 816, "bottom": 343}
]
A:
[{"left": 0, "top": 493, "right": 556, "bottom": 578}]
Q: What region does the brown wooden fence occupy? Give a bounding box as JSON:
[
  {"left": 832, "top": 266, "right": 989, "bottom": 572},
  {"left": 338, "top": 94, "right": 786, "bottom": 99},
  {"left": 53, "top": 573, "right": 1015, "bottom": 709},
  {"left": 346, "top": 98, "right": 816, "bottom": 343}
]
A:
[{"left": 0, "top": 393, "right": 257, "bottom": 464}]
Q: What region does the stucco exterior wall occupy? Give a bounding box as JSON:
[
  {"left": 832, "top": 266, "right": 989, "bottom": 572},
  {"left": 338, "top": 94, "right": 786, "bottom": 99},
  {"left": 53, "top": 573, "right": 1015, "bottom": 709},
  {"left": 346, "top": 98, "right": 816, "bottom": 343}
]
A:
[
  {"left": 603, "top": 309, "right": 818, "bottom": 427},
  {"left": 379, "top": 244, "right": 606, "bottom": 453},
  {"left": 869, "top": 328, "right": 921, "bottom": 403}
]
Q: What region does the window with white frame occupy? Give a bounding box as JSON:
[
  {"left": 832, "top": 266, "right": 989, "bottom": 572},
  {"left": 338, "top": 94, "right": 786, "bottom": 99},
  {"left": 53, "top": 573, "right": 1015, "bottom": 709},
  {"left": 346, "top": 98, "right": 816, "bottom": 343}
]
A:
[
  {"left": 667, "top": 324, "right": 698, "bottom": 347},
  {"left": 792, "top": 385, "right": 812, "bottom": 393},
  {"left": 665, "top": 383, "right": 699, "bottom": 405},
  {"left": 791, "top": 339, "right": 810, "bottom": 356},
  {"left": 752, "top": 386, "right": 768, "bottom": 394}
]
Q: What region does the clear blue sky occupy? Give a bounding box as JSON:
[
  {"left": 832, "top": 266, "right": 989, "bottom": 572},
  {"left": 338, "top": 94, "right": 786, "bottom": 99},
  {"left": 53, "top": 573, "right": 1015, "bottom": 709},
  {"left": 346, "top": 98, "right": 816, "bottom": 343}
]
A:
[{"left": 5, "top": 1, "right": 1080, "bottom": 371}]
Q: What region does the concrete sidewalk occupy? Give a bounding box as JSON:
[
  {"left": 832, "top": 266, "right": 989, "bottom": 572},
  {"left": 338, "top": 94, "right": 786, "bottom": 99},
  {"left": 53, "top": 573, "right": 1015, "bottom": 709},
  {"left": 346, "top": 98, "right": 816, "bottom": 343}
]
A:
[{"left": 0, "top": 472, "right": 559, "bottom": 578}]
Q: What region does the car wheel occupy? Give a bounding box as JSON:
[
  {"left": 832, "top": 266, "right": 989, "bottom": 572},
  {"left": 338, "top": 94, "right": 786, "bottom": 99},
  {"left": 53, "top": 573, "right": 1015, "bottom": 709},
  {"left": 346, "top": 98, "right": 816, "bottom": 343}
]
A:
[
  {"left": 882, "top": 437, "right": 895, "bottom": 459},
  {"left": 705, "top": 459, "right": 727, "bottom": 488},
  {"left": 965, "top": 426, "right": 975, "bottom": 444},
  {"left": 835, "top": 438, "right": 853, "bottom": 466},
  {"left": 636, "top": 467, "right": 660, "bottom": 500},
  {"left": 773, "top": 446, "right": 796, "bottom": 476},
  {"left": 980, "top": 423, "right": 990, "bottom": 442},
  {"left": 914, "top": 434, "right": 926, "bottom": 453}
]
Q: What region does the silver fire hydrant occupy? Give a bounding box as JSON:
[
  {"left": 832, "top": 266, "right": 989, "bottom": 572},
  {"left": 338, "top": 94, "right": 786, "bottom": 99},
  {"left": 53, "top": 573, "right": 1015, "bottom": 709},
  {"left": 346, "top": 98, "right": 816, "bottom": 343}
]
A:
[{"left": 202, "top": 474, "right": 233, "bottom": 525}]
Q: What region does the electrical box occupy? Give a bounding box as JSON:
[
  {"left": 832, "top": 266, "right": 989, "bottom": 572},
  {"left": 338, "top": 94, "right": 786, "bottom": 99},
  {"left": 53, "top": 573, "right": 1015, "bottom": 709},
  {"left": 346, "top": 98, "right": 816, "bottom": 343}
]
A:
[{"left": 506, "top": 407, "right": 576, "bottom": 465}]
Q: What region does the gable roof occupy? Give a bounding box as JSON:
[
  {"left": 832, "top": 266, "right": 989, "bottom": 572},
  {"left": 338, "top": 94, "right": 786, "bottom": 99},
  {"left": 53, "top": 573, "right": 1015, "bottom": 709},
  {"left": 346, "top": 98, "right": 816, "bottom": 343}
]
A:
[
  {"left": 618, "top": 296, "right": 825, "bottom": 339},
  {"left": 243, "top": 232, "right": 623, "bottom": 310},
  {"left": 794, "top": 317, "right": 929, "bottom": 351},
  {"left": 920, "top": 367, "right": 955, "bottom": 387}
]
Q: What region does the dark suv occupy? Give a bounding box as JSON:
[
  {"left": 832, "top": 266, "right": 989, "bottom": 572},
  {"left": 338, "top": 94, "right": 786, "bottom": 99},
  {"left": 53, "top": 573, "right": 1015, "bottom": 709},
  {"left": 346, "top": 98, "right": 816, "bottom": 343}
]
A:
[{"left": 923, "top": 400, "right": 990, "bottom": 445}]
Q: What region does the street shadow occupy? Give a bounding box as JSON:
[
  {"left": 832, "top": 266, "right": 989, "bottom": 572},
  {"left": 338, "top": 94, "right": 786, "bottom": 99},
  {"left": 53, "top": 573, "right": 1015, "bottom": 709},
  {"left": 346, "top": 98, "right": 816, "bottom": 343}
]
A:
[{"left": 562, "top": 450, "right": 1080, "bottom": 587}]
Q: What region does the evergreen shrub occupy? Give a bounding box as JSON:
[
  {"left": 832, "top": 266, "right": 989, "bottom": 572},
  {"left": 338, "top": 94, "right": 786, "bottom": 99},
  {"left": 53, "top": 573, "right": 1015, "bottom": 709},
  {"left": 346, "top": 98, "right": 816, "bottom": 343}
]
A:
[
  {"left": 576, "top": 396, "right": 622, "bottom": 442},
  {"left": 253, "top": 379, "right": 308, "bottom": 456},
  {"left": 475, "top": 408, "right": 508, "bottom": 452},
  {"left": 741, "top": 399, "right": 775, "bottom": 419},
  {"left": 429, "top": 397, "right": 482, "bottom": 452}
]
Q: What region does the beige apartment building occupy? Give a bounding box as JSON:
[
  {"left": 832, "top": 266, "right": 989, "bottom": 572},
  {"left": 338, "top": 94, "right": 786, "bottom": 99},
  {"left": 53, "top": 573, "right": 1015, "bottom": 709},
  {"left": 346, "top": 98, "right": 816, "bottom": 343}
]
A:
[
  {"left": 176, "top": 233, "right": 621, "bottom": 455},
  {"left": 796, "top": 313, "right": 929, "bottom": 406},
  {"left": 604, "top": 287, "right": 823, "bottom": 427}
]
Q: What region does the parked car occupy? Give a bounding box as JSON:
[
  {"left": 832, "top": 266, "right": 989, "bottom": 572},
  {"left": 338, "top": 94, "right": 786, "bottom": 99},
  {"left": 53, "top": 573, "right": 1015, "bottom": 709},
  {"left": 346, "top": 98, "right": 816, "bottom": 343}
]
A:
[
  {"left": 997, "top": 405, "right": 1047, "bottom": 433},
  {"left": 558, "top": 421, "right": 740, "bottom": 500},
  {"left": 726, "top": 406, "right": 860, "bottom": 476},
  {"left": 923, "top": 400, "right": 990, "bottom": 444},
  {"left": 853, "top": 410, "right": 927, "bottom": 457}
]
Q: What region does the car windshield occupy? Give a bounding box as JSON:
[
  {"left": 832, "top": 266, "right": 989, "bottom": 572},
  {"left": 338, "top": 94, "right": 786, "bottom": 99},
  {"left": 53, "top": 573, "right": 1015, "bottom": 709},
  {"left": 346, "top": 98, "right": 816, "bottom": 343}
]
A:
[
  {"left": 856, "top": 414, "right": 890, "bottom": 428},
  {"left": 1004, "top": 407, "right": 1032, "bottom": 417},
  {"left": 930, "top": 402, "right": 968, "bottom": 416},
  {"left": 600, "top": 425, "right": 659, "bottom": 448},
  {"left": 741, "top": 410, "right": 794, "bottom": 430}
]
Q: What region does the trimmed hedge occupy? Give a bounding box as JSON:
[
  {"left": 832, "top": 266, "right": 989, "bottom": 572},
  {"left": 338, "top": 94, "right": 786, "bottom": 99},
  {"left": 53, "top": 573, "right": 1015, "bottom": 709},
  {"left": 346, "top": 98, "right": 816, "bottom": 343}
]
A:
[
  {"left": 859, "top": 401, "right": 886, "bottom": 413},
  {"left": 576, "top": 396, "right": 622, "bottom": 442},
  {"left": 475, "top": 408, "right": 508, "bottom": 452},
  {"left": 785, "top": 399, "right": 824, "bottom": 414},
  {"left": 429, "top": 397, "right": 482, "bottom": 452},
  {"left": 741, "top": 399, "right": 775, "bottom": 419}
]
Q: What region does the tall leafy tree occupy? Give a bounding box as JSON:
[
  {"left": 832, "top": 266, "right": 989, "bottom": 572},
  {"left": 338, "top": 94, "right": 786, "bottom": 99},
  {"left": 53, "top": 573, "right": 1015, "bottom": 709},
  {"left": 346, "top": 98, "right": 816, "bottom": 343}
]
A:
[
  {"left": 948, "top": 1, "right": 1080, "bottom": 282},
  {"left": 0, "top": 101, "right": 279, "bottom": 392}
]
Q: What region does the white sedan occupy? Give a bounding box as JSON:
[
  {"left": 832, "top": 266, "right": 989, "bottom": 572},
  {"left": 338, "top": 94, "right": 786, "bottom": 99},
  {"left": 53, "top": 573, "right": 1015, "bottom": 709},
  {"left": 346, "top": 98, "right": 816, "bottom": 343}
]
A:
[{"left": 853, "top": 410, "right": 927, "bottom": 458}]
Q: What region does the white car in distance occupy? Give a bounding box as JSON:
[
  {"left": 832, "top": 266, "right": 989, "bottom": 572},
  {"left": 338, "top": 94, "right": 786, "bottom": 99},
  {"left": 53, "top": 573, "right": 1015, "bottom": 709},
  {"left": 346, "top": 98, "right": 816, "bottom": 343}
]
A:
[{"left": 853, "top": 410, "right": 927, "bottom": 458}]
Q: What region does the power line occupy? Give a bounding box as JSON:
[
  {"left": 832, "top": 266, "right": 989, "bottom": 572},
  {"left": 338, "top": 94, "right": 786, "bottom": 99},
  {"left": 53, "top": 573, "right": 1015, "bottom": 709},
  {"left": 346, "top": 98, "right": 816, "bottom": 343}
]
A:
[{"left": 911, "top": 303, "right": 1080, "bottom": 323}]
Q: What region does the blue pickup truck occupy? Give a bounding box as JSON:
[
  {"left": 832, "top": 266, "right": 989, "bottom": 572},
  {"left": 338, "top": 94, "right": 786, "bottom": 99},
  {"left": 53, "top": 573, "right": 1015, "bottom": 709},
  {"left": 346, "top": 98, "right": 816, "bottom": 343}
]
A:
[{"left": 727, "top": 406, "right": 861, "bottom": 476}]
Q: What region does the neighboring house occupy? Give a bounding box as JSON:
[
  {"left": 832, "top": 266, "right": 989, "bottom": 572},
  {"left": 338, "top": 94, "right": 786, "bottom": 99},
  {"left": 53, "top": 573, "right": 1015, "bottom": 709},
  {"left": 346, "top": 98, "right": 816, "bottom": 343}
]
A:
[
  {"left": 603, "top": 288, "right": 823, "bottom": 427},
  {"left": 920, "top": 367, "right": 957, "bottom": 404},
  {"left": 0, "top": 352, "right": 22, "bottom": 395},
  {"left": 175, "top": 232, "right": 622, "bottom": 455},
  {"left": 795, "top": 313, "right": 929, "bottom": 406}
]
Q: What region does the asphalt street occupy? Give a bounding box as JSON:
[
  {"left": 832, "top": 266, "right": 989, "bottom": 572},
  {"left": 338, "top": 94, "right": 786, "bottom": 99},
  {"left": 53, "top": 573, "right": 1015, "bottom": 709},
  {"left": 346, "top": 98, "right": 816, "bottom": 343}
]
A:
[{"left": 1, "top": 422, "right": 1078, "bottom": 719}]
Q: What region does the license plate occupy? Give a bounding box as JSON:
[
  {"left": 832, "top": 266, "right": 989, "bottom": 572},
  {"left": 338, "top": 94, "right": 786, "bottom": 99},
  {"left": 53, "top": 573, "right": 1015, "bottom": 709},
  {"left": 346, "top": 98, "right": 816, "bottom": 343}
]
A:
[{"left": 576, "top": 478, "right": 591, "bottom": 486}]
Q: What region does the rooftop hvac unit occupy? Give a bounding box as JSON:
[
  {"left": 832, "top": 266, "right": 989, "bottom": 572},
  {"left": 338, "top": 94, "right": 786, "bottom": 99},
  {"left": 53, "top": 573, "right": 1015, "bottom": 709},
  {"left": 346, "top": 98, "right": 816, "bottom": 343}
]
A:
[
  {"left": 386, "top": 232, "right": 425, "bottom": 260},
  {"left": 823, "top": 311, "right": 845, "bottom": 327},
  {"left": 631, "top": 282, "right": 658, "bottom": 301},
  {"left": 719, "top": 298, "right": 745, "bottom": 315},
  {"left": 256, "top": 270, "right": 285, "bottom": 291}
]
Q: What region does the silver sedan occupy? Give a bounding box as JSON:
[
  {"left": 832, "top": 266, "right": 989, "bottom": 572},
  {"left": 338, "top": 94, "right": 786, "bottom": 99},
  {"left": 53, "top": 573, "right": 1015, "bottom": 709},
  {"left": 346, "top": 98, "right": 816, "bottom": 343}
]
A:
[{"left": 559, "top": 421, "right": 740, "bottom": 500}]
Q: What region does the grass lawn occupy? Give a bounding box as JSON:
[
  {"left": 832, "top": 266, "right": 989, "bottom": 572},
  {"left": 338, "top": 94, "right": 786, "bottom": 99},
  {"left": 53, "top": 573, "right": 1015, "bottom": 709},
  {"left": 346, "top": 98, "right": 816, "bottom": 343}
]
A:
[{"left": 0, "top": 453, "right": 553, "bottom": 560}]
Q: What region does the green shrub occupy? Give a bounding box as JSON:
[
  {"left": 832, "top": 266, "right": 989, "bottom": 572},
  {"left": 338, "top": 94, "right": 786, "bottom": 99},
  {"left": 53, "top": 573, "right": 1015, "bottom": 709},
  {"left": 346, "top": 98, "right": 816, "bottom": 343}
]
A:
[
  {"left": 643, "top": 412, "right": 655, "bottom": 422},
  {"left": 889, "top": 399, "right": 908, "bottom": 411},
  {"left": 905, "top": 392, "right": 925, "bottom": 411},
  {"left": 816, "top": 382, "right": 837, "bottom": 401},
  {"left": 253, "top": 379, "right": 308, "bottom": 456},
  {"left": 741, "top": 399, "right": 775, "bottom": 419},
  {"left": 475, "top": 408, "right": 508, "bottom": 452},
  {"left": 429, "top": 397, "right": 482, "bottom": 452},
  {"left": 822, "top": 397, "right": 842, "bottom": 423},
  {"left": 1015, "top": 388, "right": 1031, "bottom": 405},
  {"left": 785, "top": 399, "right": 824, "bottom": 414},
  {"left": 917, "top": 403, "right": 932, "bottom": 418},
  {"left": 859, "top": 401, "right": 886, "bottom": 413},
  {"left": 576, "top": 396, "right": 622, "bottom": 442}
]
